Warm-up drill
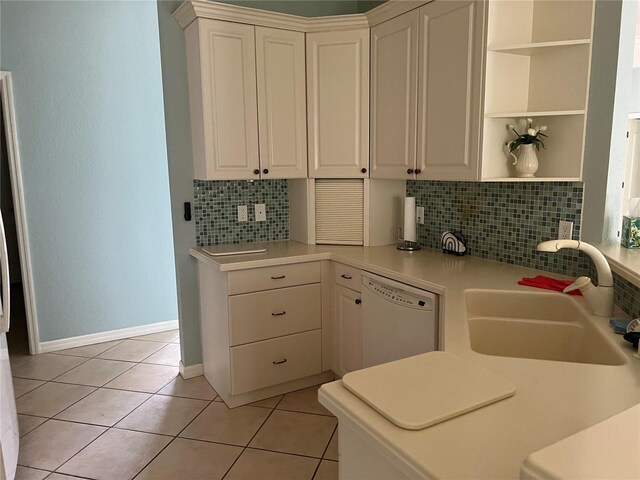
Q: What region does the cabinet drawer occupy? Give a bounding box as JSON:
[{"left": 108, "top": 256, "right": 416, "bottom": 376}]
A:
[
  {"left": 229, "top": 284, "right": 321, "bottom": 346},
  {"left": 334, "top": 263, "right": 361, "bottom": 292},
  {"left": 228, "top": 262, "right": 321, "bottom": 295},
  {"left": 230, "top": 330, "right": 322, "bottom": 395}
]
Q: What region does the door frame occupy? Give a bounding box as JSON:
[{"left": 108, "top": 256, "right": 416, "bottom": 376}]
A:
[{"left": 0, "top": 71, "right": 39, "bottom": 354}]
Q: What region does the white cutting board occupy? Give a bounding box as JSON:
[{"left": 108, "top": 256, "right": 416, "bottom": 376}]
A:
[
  {"left": 343, "top": 351, "right": 516, "bottom": 430},
  {"left": 202, "top": 244, "right": 267, "bottom": 257}
]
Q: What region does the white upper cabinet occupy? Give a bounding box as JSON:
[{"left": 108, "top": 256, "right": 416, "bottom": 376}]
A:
[
  {"left": 185, "top": 20, "right": 307, "bottom": 180},
  {"left": 186, "top": 19, "right": 260, "bottom": 180},
  {"left": 416, "top": 1, "right": 484, "bottom": 180},
  {"left": 370, "top": 11, "right": 419, "bottom": 179},
  {"left": 256, "top": 27, "right": 308, "bottom": 179},
  {"left": 307, "top": 29, "right": 370, "bottom": 178}
]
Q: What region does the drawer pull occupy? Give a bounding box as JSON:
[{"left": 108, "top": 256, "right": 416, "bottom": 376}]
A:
[
  {"left": 340, "top": 274, "right": 352, "bottom": 280},
  {"left": 272, "top": 358, "right": 287, "bottom": 365},
  {"left": 271, "top": 311, "right": 287, "bottom": 316},
  {"left": 271, "top": 275, "right": 286, "bottom": 280}
]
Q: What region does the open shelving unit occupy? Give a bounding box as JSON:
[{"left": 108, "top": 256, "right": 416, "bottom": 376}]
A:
[{"left": 481, "top": 0, "right": 594, "bottom": 181}]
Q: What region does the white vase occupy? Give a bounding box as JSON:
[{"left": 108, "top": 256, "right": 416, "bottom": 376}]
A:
[{"left": 510, "top": 143, "right": 539, "bottom": 178}]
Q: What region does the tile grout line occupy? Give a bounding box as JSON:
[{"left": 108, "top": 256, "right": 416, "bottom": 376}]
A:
[
  {"left": 50, "top": 424, "right": 113, "bottom": 477},
  {"left": 275, "top": 406, "right": 335, "bottom": 419},
  {"left": 220, "top": 399, "right": 282, "bottom": 480},
  {"left": 96, "top": 340, "right": 170, "bottom": 365},
  {"left": 16, "top": 335, "right": 338, "bottom": 479},
  {"left": 217, "top": 390, "right": 335, "bottom": 479},
  {"left": 15, "top": 334, "right": 182, "bottom": 476},
  {"left": 48, "top": 349, "right": 183, "bottom": 477},
  {"left": 218, "top": 396, "right": 286, "bottom": 479},
  {"left": 129, "top": 397, "right": 216, "bottom": 480},
  {"left": 49, "top": 363, "right": 183, "bottom": 426},
  {"left": 53, "top": 338, "right": 177, "bottom": 393},
  {"left": 23, "top": 395, "right": 336, "bottom": 477},
  {"left": 310, "top": 404, "right": 338, "bottom": 480},
  {"left": 12, "top": 335, "right": 149, "bottom": 399}
]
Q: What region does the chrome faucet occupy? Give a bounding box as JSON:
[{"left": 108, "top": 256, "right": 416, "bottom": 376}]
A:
[{"left": 536, "top": 240, "right": 614, "bottom": 317}]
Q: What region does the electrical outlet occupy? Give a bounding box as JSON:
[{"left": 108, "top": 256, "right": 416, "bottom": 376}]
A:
[
  {"left": 237, "top": 205, "right": 248, "bottom": 222},
  {"left": 558, "top": 220, "right": 573, "bottom": 240},
  {"left": 416, "top": 206, "right": 425, "bottom": 225},
  {"left": 255, "top": 204, "right": 266, "bottom": 222}
]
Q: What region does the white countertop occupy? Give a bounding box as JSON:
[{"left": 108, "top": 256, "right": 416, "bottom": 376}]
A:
[
  {"left": 190, "top": 241, "right": 640, "bottom": 479},
  {"left": 591, "top": 242, "right": 640, "bottom": 288}
]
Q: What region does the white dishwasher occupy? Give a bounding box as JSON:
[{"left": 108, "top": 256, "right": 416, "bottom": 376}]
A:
[{"left": 361, "top": 272, "right": 438, "bottom": 368}]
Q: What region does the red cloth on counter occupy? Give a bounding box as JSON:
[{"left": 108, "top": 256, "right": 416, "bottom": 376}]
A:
[{"left": 518, "top": 275, "right": 582, "bottom": 296}]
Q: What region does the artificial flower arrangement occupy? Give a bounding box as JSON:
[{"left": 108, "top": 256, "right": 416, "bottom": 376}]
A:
[{"left": 506, "top": 118, "right": 548, "bottom": 152}]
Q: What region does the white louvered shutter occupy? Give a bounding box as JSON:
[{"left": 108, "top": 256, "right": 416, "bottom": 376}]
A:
[{"left": 315, "top": 179, "right": 364, "bottom": 245}]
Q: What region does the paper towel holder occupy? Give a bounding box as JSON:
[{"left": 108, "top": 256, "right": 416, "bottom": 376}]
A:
[
  {"left": 398, "top": 239, "right": 422, "bottom": 251},
  {"left": 398, "top": 196, "right": 421, "bottom": 251},
  {"left": 397, "top": 226, "right": 421, "bottom": 251}
]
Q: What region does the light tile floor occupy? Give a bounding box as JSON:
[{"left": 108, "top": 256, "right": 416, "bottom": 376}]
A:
[{"left": 10, "top": 330, "right": 339, "bottom": 480}]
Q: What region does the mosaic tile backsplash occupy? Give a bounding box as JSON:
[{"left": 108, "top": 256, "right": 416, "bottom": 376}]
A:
[
  {"left": 194, "top": 179, "right": 288, "bottom": 246},
  {"left": 406, "top": 181, "right": 590, "bottom": 275},
  {"left": 614, "top": 274, "right": 640, "bottom": 318},
  {"left": 191, "top": 177, "right": 639, "bottom": 318},
  {"left": 406, "top": 180, "right": 640, "bottom": 318}
]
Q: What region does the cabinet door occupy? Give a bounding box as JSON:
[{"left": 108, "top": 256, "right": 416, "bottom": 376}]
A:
[
  {"left": 335, "top": 285, "right": 362, "bottom": 375},
  {"left": 256, "top": 27, "right": 307, "bottom": 179},
  {"left": 370, "top": 11, "right": 419, "bottom": 180},
  {"left": 186, "top": 19, "right": 260, "bottom": 180},
  {"left": 307, "top": 29, "right": 369, "bottom": 178},
  {"left": 416, "top": 1, "right": 484, "bottom": 180}
]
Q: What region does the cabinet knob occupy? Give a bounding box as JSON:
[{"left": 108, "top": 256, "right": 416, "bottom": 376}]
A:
[
  {"left": 355, "top": 299, "right": 361, "bottom": 305},
  {"left": 272, "top": 358, "right": 287, "bottom": 365},
  {"left": 340, "top": 274, "right": 352, "bottom": 280},
  {"left": 407, "top": 169, "right": 414, "bottom": 175},
  {"left": 361, "top": 168, "right": 367, "bottom": 174},
  {"left": 253, "top": 169, "right": 260, "bottom": 175},
  {"left": 263, "top": 168, "right": 269, "bottom": 174},
  {"left": 415, "top": 169, "right": 422, "bottom": 175}
]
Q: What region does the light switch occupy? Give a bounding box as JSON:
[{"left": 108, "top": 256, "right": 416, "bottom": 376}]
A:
[{"left": 416, "top": 206, "right": 425, "bottom": 225}]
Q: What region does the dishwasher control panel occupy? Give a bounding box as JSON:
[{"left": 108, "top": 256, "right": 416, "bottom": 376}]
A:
[{"left": 363, "top": 278, "right": 434, "bottom": 310}]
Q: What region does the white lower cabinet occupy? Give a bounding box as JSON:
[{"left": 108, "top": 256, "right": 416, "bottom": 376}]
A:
[
  {"left": 197, "top": 260, "right": 332, "bottom": 407},
  {"left": 335, "top": 284, "right": 363, "bottom": 376},
  {"left": 230, "top": 330, "right": 322, "bottom": 395},
  {"left": 229, "top": 284, "right": 321, "bottom": 346},
  {"left": 339, "top": 423, "right": 411, "bottom": 479}
]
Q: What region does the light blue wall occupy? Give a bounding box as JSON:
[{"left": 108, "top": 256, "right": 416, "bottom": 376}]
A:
[
  {"left": 218, "top": 0, "right": 360, "bottom": 16},
  {"left": 157, "top": 0, "right": 201, "bottom": 366},
  {"left": 217, "top": 0, "right": 385, "bottom": 15},
  {"left": 0, "top": 1, "right": 178, "bottom": 342}
]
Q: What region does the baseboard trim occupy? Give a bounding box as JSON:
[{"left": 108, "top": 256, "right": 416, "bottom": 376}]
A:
[
  {"left": 179, "top": 361, "right": 204, "bottom": 379},
  {"left": 38, "top": 320, "right": 179, "bottom": 353}
]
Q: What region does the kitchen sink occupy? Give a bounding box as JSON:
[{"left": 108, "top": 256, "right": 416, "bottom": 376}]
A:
[{"left": 465, "top": 290, "right": 626, "bottom": 366}]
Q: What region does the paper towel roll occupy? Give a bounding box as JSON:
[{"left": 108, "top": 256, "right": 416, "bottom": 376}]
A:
[{"left": 404, "top": 197, "right": 416, "bottom": 242}]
